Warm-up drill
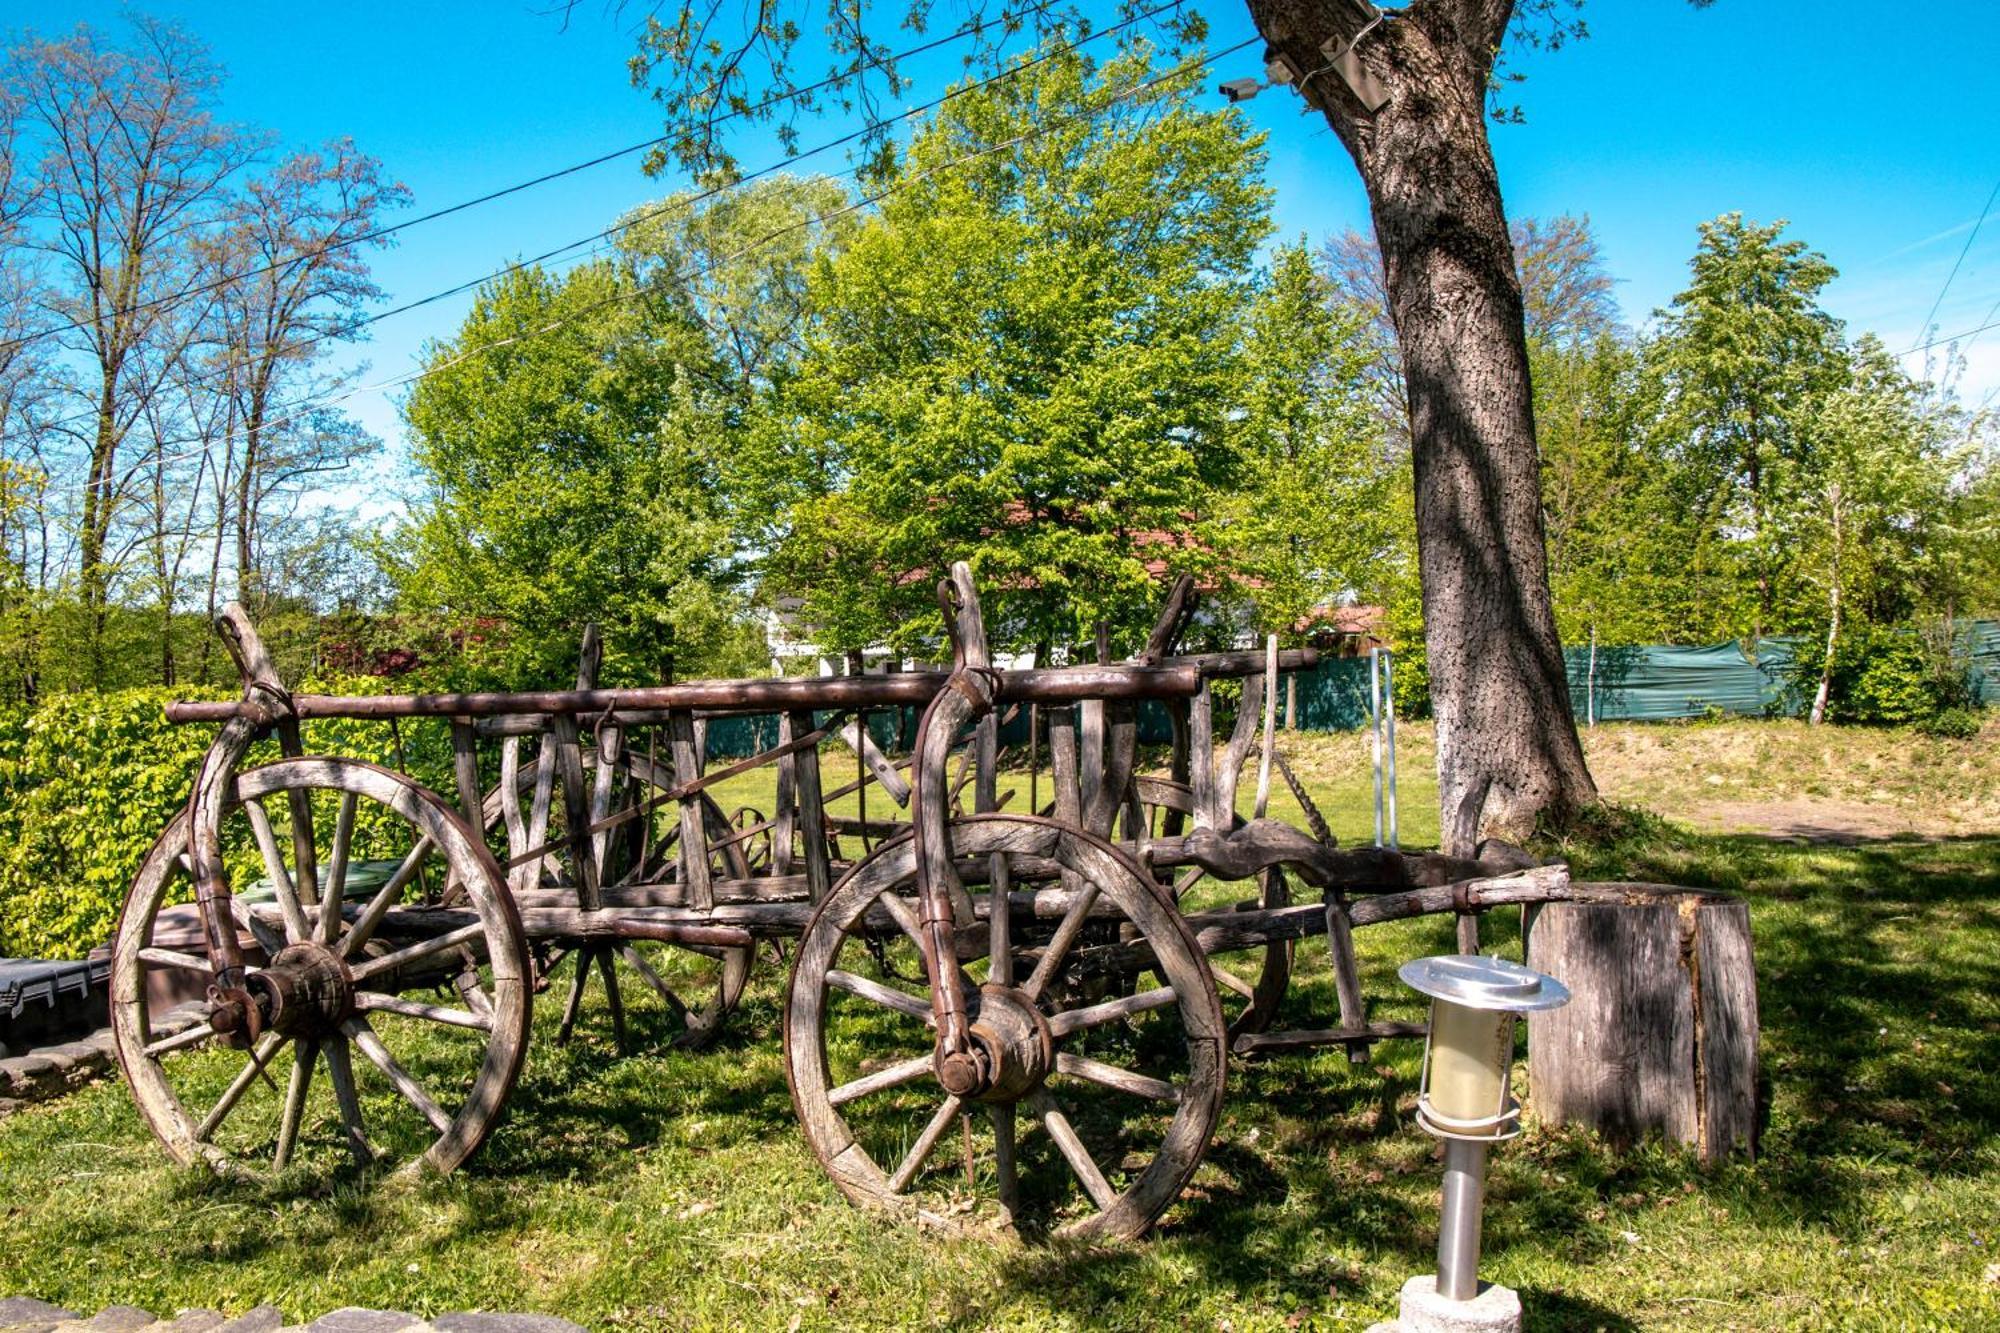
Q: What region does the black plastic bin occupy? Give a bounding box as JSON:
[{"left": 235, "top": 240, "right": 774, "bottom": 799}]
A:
[{"left": 0, "top": 957, "right": 112, "bottom": 1056}]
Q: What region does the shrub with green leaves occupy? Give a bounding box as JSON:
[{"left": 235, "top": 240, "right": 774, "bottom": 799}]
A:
[
  {"left": 1792, "top": 622, "right": 1978, "bottom": 727},
  {"left": 0, "top": 674, "right": 461, "bottom": 960}
]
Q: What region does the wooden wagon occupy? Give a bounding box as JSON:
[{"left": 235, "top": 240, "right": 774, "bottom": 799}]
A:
[{"left": 109, "top": 566, "right": 1570, "bottom": 1239}]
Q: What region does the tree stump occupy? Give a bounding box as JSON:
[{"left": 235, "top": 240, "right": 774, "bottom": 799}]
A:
[{"left": 1524, "top": 883, "right": 1759, "bottom": 1162}]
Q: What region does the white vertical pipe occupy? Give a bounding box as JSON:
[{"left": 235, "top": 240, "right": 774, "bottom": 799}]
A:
[
  {"left": 1370, "top": 648, "right": 1384, "bottom": 849},
  {"left": 1385, "top": 648, "right": 1399, "bottom": 851},
  {"left": 1253, "top": 633, "right": 1278, "bottom": 819},
  {"left": 1587, "top": 624, "right": 1598, "bottom": 728}
]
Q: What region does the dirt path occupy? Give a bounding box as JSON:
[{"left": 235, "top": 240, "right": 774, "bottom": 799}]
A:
[{"left": 1683, "top": 797, "right": 1930, "bottom": 844}]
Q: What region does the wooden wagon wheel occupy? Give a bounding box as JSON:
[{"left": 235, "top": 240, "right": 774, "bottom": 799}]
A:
[
  {"left": 110, "top": 758, "right": 530, "bottom": 1182},
  {"left": 785, "top": 813, "right": 1225, "bottom": 1240},
  {"left": 1132, "top": 776, "right": 1291, "bottom": 1038},
  {"left": 726, "top": 806, "right": 773, "bottom": 872},
  {"left": 536, "top": 740, "right": 756, "bottom": 1053}
]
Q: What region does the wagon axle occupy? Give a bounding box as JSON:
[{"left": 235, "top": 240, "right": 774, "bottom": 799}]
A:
[
  {"left": 208, "top": 944, "right": 358, "bottom": 1044},
  {"left": 939, "top": 984, "right": 1055, "bottom": 1101}
]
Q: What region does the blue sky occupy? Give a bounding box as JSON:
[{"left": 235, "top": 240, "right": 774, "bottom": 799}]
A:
[{"left": 21, "top": 1, "right": 2000, "bottom": 510}]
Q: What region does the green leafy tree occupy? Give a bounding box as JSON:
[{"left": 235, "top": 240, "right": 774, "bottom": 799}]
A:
[
  {"left": 1221, "top": 240, "right": 1404, "bottom": 634},
  {"left": 616, "top": 174, "right": 858, "bottom": 400},
  {"left": 763, "top": 47, "right": 1272, "bottom": 658},
  {"left": 390, "top": 260, "right": 758, "bottom": 685},
  {"left": 1786, "top": 337, "right": 1974, "bottom": 722},
  {"left": 1645, "top": 214, "right": 1845, "bottom": 641}
]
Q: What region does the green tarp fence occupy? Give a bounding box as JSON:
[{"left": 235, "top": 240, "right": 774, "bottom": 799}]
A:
[{"left": 702, "top": 621, "right": 1999, "bottom": 758}]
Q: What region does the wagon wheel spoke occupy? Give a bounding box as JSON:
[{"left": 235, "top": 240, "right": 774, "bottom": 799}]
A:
[
  {"left": 353, "top": 992, "right": 493, "bottom": 1031},
  {"left": 987, "top": 855, "right": 1013, "bottom": 987},
  {"left": 1022, "top": 881, "right": 1102, "bottom": 1002},
  {"left": 244, "top": 797, "right": 311, "bottom": 943},
  {"left": 347, "top": 922, "right": 485, "bottom": 984},
  {"left": 338, "top": 834, "right": 437, "bottom": 959},
  {"left": 828, "top": 1054, "right": 935, "bottom": 1107},
  {"left": 1046, "top": 985, "right": 1179, "bottom": 1037},
  {"left": 321, "top": 1038, "right": 376, "bottom": 1167},
  {"left": 826, "top": 969, "right": 933, "bottom": 1025},
  {"left": 1209, "top": 962, "right": 1259, "bottom": 1001},
  {"left": 229, "top": 894, "right": 287, "bottom": 959},
  {"left": 1029, "top": 1088, "right": 1117, "bottom": 1212},
  {"left": 617, "top": 945, "right": 689, "bottom": 1023},
  {"left": 138, "top": 946, "right": 211, "bottom": 973},
  {"left": 1055, "top": 1052, "right": 1179, "bottom": 1103},
  {"left": 194, "top": 1032, "right": 286, "bottom": 1143},
  {"left": 143, "top": 1022, "right": 218, "bottom": 1057},
  {"left": 272, "top": 1040, "right": 317, "bottom": 1173},
  {"left": 886, "top": 1094, "right": 964, "bottom": 1194},
  {"left": 318, "top": 792, "right": 359, "bottom": 945},
  {"left": 595, "top": 948, "right": 628, "bottom": 1053},
  {"left": 342, "top": 1017, "right": 453, "bottom": 1136},
  {"left": 555, "top": 948, "right": 592, "bottom": 1044},
  {"left": 991, "top": 1102, "right": 1019, "bottom": 1218}
]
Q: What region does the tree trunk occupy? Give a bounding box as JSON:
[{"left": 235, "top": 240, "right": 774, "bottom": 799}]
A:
[
  {"left": 1247, "top": 0, "right": 1597, "bottom": 854},
  {"left": 1524, "top": 884, "right": 1760, "bottom": 1163},
  {"left": 80, "top": 373, "right": 122, "bottom": 687}
]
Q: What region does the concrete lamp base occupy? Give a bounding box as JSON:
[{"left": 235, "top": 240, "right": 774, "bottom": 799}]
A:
[{"left": 1363, "top": 1275, "right": 1523, "bottom": 1333}]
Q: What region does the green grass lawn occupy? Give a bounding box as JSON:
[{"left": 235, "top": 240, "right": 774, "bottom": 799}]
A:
[{"left": 2, "top": 725, "right": 1996, "bottom": 1330}]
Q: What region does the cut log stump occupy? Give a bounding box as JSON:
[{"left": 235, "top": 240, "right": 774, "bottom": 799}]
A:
[{"left": 1524, "top": 883, "right": 1759, "bottom": 1162}]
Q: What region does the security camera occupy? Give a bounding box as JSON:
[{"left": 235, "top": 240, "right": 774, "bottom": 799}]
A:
[{"left": 1218, "top": 77, "right": 1265, "bottom": 103}]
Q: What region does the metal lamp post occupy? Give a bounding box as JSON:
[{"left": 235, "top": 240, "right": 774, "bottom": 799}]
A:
[{"left": 1371, "top": 954, "right": 1570, "bottom": 1333}]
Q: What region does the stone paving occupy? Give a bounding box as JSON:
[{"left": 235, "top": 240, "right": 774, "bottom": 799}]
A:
[
  {"left": 0, "top": 1299, "right": 584, "bottom": 1333},
  {"left": 0, "top": 1003, "right": 210, "bottom": 1116}
]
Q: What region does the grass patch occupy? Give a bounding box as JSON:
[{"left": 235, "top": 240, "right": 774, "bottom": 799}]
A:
[{"left": 2, "top": 723, "right": 1996, "bottom": 1329}]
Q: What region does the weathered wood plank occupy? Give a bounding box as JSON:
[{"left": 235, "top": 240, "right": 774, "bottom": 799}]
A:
[{"left": 1524, "top": 884, "right": 1759, "bottom": 1162}]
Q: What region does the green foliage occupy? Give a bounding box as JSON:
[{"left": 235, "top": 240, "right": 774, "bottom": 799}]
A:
[
  {"left": 761, "top": 44, "right": 1274, "bottom": 657},
  {"left": 0, "top": 673, "right": 459, "bottom": 961},
  {"left": 1785, "top": 622, "right": 1969, "bottom": 727},
  {"left": 391, "top": 260, "right": 761, "bottom": 687},
  {"left": 1539, "top": 212, "right": 1998, "bottom": 664},
  {"left": 1917, "top": 706, "right": 1985, "bottom": 740},
  {"left": 1388, "top": 642, "right": 1431, "bottom": 721},
  {"left": 1221, "top": 241, "right": 1405, "bottom": 632},
  {"left": 0, "top": 687, "right": 220, "bottom": 959}
]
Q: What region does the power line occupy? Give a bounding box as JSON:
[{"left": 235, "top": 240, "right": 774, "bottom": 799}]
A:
[
  {"left": 1953, "top": 289, "right": 2000, "bottom": 360},
  {"left": 1907, "top": 175, "right": 2000, "bottom": 353},
  {"left": 245, "top": 38, "right": 1256, "bottom": 445},
  {"left": 29, "top": 0, "right": 1197, "bottom": 440},
  {"left": 1898, "top": 309, "right": 2000, "bottom": 359},
  {"left": 12, "top": 0, "right": 1080, "bottom": 351}
]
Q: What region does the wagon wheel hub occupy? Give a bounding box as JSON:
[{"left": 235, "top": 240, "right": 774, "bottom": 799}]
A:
[
  {"left": 937, "top": 984, "right": 1054, "bottom": 1103},
  {"left": 247, "top": 942, "right": 357, "bottom": 1039}
]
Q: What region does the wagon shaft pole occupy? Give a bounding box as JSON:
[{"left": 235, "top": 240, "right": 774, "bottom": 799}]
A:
[
  {"left": 914, "top": 563, "right": 1000, "bottom": 1095},
  {"left": 194, "top": 604, "right": 294, "bottom": 1040}
]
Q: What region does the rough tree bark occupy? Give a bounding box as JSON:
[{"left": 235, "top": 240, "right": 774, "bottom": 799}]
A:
[{"left": 1245, "top": 0, "right": 1597, "bottom": 854}]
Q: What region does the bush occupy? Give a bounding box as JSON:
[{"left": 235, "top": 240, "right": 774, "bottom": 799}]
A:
[
  {"left": 1388, "top": 642, "right": 1431, "bottom": 721},
  {"left": 1918, "top": 707, "right": 1986, "bottom": 740},
  {"left": 0, "top": 673, "right": 461, "bottom": 961},
  {"left": 1789, "top": 621, "right": 1979, "bottom": 727}
]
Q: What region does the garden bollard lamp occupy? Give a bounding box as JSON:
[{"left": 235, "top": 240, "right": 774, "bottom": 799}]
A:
[{"left": 1395, "top": 954, "right": 1570, "bottom": 1325}]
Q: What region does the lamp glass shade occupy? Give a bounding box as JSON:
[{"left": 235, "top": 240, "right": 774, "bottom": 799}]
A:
[{"left": 1426, "top": 999, "right": 1514, "bottom": 1135}]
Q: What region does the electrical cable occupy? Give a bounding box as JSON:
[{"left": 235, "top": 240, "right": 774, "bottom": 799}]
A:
[
  {"left": 241, "top": 37, "right": 1258, "bottom": 445},
  {"left": 28, "top": 0, "right": 1197, "bottom": 436},
  {"left": 1906, "top": 175, "right": 2000, "bottom": 353},
  {"left": 10, "top": 0, "right": 1083, "bottom": 349}
]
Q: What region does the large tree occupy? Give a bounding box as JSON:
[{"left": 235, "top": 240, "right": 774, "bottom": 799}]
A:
[
  {"left": 392, "top": 260, "right": 754, "bottom": 685},
  {"left": 8, "top": 18, "right": 259, "bottom": 682},
  {"left": 760, "top": 48, "right": 1270, "bottom": 659},
  {"left": 1253, "top": 1, "right": 1610, "bottom": 851},
  {"left": 612, "top": 2, "right": 1632, "bottom": 851}
]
